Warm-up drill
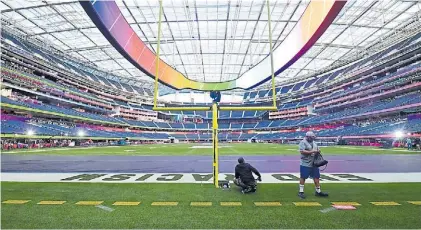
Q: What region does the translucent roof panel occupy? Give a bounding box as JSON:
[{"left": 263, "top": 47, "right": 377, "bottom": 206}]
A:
[{"left": 1, "top": 0, "right": 420, "bottom": 89}]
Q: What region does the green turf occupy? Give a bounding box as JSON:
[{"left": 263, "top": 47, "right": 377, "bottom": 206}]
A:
[
  {"left": 1, "top": 182, "right": 421, "bottom": 229},
  {"left": 1, "top": 183, "right": 421, "bottom": 228},
  {"left": 2, "top": 143, "right": 420, "bottom": 156}
]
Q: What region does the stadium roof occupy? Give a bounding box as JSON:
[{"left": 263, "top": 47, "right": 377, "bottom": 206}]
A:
[{"left": 1, "top": 0, "right": 421, "bottom": 90}]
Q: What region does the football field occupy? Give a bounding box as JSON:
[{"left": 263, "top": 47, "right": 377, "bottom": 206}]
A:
[
  {"left": 3, "top": 143, "right": 420, "bottom": 156},
  {"left": 2, "top": 143, "right": 421, "bottom": 228}
]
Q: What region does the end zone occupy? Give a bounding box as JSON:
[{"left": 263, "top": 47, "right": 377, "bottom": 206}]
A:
[{"left": 2, "top": 172, "right": 421, "bottom": 183}]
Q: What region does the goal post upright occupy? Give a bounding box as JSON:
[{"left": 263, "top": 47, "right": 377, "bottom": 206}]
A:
[
  {"left": 151, "top": 0, "right": 277, "bottom": 188},
  {"left": 152, "top": 0, "right": 210, "bottom": 112},
  {"left": 219, "top": 0, "right": 277, "bottom": 112},
  {"left": 267, "top": 0, "right": 277, "bottom": 109},
  {"left": 212, "top": 103, "right": 219, "bottom": 187},
  {"left": 152, "top": 0, "right": 163, "bottom": 110}
]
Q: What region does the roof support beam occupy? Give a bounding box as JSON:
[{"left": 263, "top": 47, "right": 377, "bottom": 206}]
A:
[
  {"left": 1, "top": 1, "right": 73, "bottom": 51},
  {"left": 193, "top": 1, "right": 206, "bottom": 81},
  {"left": 1, "top": 1, "right": 79, "bottom": 13},
  {"left": 46, "top": 3, "right": 104, "bottom": 67},
  {"left": 273, "top": 0, "right": 301, "bottom": 49},
  {"left": 69, "top": 49, "right": 356, "bottom": 60},
  {"left": 28, "top": 20, "right": 384, "bottom": 36},
  {"left": 236, "top": 1, "right": 265, "bottom": 78},
  {"left": 123, "top": 1, "right": 156, "bottom": 53},
  {"left": 339, "top": 1, "right": 418, "bottom": 63},
  {"left": 64, "top": 39, "right": 363, "bottom": 53},
  {"left": 161, "top": 1, "right": 189, "bottom": 78},
  {"left": 219, "top": 1, "right": 231, "bottom": 81},
  {"left": 21, "top": 17, "right": 392, "bottom": 27},
  {"left": 289, "top": 1, "right": 378, "bottom": 79}
]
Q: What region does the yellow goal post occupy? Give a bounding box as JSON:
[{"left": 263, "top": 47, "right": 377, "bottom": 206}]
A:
[{"left": 152, "top": 0, "right": 278, "bottom": 187}]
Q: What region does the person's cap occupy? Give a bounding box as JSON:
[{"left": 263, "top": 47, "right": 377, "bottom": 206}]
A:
[
  {"left": 306, "top": 131, "right": 316, "bottom": 137},
  {"left": 238, "top": 157, "right": 245, "bottom": 163}
]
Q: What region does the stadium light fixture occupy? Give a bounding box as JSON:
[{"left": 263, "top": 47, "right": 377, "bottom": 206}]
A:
[
  {"left": 26, "top": 130, "right": 34, "bottom": 136},
  {"left": 77, "top": 130, "right": 85, "bottom": 137},
  {"left": 394, "top": 131, "right": 404, "bottom": 138}
]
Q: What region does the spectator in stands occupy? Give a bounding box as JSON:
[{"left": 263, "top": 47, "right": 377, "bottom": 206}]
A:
[
  {"left": 234, "top": 157, "right": 261, "bottom": 194},
  {"left": 406, "top": 137, "right": 412, "bottom": 150},
  {"left": 298, "top": 131, "right": 328, "bottom": 199}
]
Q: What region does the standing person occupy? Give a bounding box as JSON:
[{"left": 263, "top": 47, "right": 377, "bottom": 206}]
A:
[
  {"left": 234, "top": 157, "right": 262, "bottom": 194},
  {"left": 298, "top": 131, "right": 328, "bottom": 199},
  {"left": 406, "top": 138, "right": 412, "bottom": 150}
]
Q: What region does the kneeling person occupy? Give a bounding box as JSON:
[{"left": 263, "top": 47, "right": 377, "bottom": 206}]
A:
[{"left": 234, "top": 157, "right": 261, "bottom": 193}]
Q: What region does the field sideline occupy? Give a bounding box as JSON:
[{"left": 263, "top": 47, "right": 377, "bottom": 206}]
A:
[{"left": 3, "top": 143, "right": 420, "bottom": 156}]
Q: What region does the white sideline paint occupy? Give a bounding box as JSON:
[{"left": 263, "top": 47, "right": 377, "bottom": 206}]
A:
[{"left": 2, "top": 172, "right": 421, "bottom": 183}]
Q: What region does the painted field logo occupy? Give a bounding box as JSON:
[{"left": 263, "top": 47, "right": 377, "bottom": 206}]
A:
[
  {"left": 59, "top": 173, "right": 373, "bottom": 183},
  {"left": 2, "top": 173, "right": 421, "bottom": 183}
]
